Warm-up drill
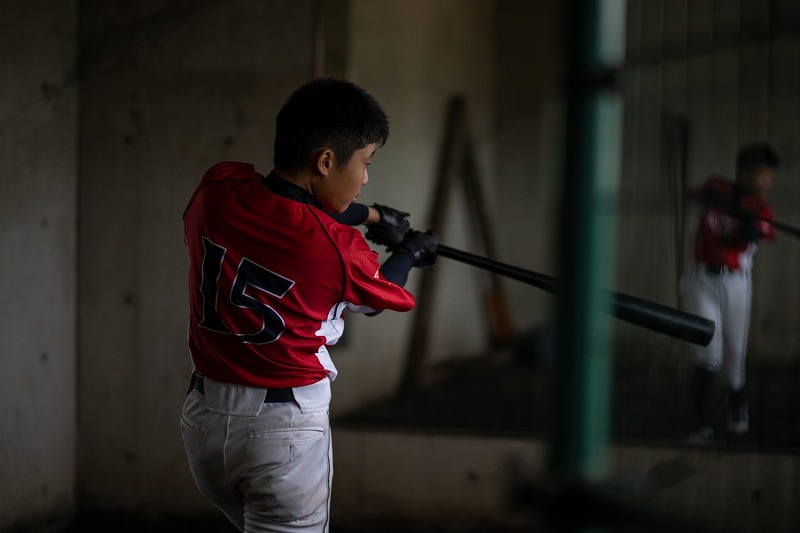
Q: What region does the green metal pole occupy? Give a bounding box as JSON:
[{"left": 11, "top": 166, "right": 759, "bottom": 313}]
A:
[{"left": 550, "top": 0, "right": 626, "bottom": 488}]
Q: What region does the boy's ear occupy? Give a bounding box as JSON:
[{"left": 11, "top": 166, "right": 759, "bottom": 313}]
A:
[{"left": 316, "top": 149, "right": 335, "bottom": 177}]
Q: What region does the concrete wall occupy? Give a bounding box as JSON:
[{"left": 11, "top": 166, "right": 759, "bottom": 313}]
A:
[
  {"left": 0, "top": 1, "right": 79, "bottom": 530},
  {"left": 5, "top": 0, "right": 800, "bottom": 531},
  {"left": 76, "top": 0, "right": 318, "bottom": 513}
]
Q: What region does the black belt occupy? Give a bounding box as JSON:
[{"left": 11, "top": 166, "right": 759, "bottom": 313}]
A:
[
  {"left": 188, "top": 371, "right": 295, "bottom": 403},
  {"left": 705, "top": 264, "right": 734, "bottom": 275}
]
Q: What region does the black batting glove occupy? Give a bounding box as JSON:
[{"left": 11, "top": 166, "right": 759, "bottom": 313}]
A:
[
  {"left": 393, "top": 230, "right": 438, "bottom": 269},
  {"left": 736, "top": 196, "right": 764, "bottom": 242},
  {"left": 365, "top": 203, "right": 411, "bottom": 247}
]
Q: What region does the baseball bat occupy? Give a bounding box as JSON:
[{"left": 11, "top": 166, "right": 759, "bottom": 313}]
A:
[
  {"left": 435, "top": 244, "right": 715, "bottom": 347},
  {"left": 767, "top": 218, "right": 800, "bottom": 240}
]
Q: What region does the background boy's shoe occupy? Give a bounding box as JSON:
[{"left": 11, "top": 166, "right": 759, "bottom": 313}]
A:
[
  {"left": 686, "top": 425, "right": 715, "bottom": 445},
  {"left": 728, "top": 403, "right": 749, "bottom": 434},
  {"left": 728, "top": 388, "right": 749, "bottom": 434}
]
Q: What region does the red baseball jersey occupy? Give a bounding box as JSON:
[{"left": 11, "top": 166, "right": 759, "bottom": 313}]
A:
[
  {"left": 183, "top": 161, "right": 415, "bottom": 388},
  {"left": 691, "top": 176, "right": 775, "bottom": 270}
]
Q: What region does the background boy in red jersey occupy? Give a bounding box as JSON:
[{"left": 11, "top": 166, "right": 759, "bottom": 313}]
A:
[
  {"left": 681, "top": 142, "right": 779, "bottom": 445},
  {"left": 181, "top": 78, "right": 437, "bottom": 532}
]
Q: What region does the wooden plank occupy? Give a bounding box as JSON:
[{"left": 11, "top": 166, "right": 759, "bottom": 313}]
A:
[
  {"left": 401, "top": 95, "right": 513, "bottom": 389},
  {"left": 684, "top": 0, "right": 715, "bottom": 184},
  {"left": 660, "top": 0, "right": 688, "bottom": 288},
  {"left": 618, "top": 0, "right": 664, "bottom": 305},
  {"left": 755, "top": 27, "right": 800, "bottom": 359},
  {"left": 402, "top": 96, "right": 468, "bottom": 391},
  {"left": 461, "top": 138, "right": 514, "bottom": 345},
  {"left": 737, "top": 0, "right": 771, "bottom": 141},
  {"left": 708, "top": 1, "right": 740, "bottom": 172}
]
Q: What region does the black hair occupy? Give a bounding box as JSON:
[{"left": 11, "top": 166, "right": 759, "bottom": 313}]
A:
[
  {"left": 273, "top": 78, "right": 390, "bottom": 173},
  {"left": 736, "top": 142, "right": 780, "bottom": 171}
]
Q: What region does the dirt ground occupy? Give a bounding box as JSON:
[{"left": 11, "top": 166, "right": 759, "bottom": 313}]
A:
[{"left": 337, "top": 346, "right": 800, "bottom": 451}]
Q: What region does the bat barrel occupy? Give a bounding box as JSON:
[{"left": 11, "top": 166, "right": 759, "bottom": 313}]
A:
[{"left": 611, "top": 292, "right": 714, "bottom": 346}]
